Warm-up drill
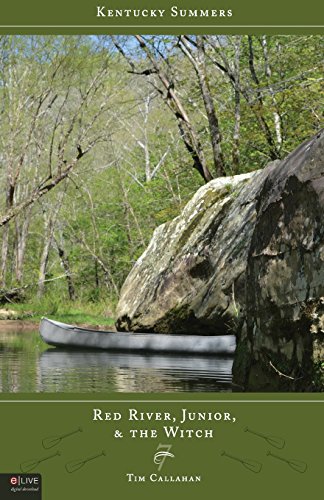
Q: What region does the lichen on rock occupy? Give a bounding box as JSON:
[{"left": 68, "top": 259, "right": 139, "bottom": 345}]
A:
[{"left": 116, "top": 170, "right": 266, "bottom": 334}]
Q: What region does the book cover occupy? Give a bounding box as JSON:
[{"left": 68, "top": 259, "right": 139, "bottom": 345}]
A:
[{"left": 0, "top": 1, "right": 323, "bottom": 499}]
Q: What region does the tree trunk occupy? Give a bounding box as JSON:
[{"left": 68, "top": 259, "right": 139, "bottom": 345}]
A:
[
  {"left": 0, "top": 225, "right": 10, "bottom": 288},
  {"left": 37, "top": 191, "right": 65, "bottom": 297},
  {"left": 195, "top": 37, "right": 226, "bottom": 176},
  {"left": 134, "top": 35, "right": 213, "bottom": 183},
  {"left": 232, "top": 36, "right": 241, "bottom": 171},
  {"left": 14, "top": 207, "right": 32, "bottom": 285},
  {"left": 55, "top": 239, "right": 76, "bottom": 301},
  {"left": 178, "top": 35, "right": 226, "bottom": 177},
  {"left": 37, "top": 225, "right": 54, "bottom": 298},
  {"left": 0, "top": 182, "right": 15, "bottom": 286},
  {"left": 247, "top": 36, "right": 279, "bottom": 160},
  {"left": 261, "top": 35, "right": 283, "bottom": 149}
]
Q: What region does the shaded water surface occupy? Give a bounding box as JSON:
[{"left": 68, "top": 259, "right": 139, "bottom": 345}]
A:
[{"left": 0, "top": 329, "right": 233, "bottom": 392}]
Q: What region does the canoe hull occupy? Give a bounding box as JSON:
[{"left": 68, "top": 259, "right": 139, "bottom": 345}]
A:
[{"left": 39, "top": 318, "right": 236, "bottom": 355}]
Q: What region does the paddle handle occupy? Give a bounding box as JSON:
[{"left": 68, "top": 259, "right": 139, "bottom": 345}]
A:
[
  {"left": 221, "top": 451, "right": 248, "bottom": 465},
  {"left": 84, "top": 451, "right": 106, "bottom": 463},
  {"left": 267, "top": 450, "right": 284, "bottom": 461},
  {"left": 20, "top": 451, "right": 60, "bottom": 472},
  {"left": 245, "top": 427, "right": 285, "bottom": 449},
  {"left": 60, "top": 427, "right": 83, "bottom": 439},
  {"left": 39, "top": 451, "right": 61, "bottom": 463},
  {"left": 221, "top": 451, "right": 262, "bottom": 473}
]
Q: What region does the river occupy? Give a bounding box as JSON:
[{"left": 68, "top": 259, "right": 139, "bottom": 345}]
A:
[{"left": 0, "top": 328, "right": 233, "bottom": 392}]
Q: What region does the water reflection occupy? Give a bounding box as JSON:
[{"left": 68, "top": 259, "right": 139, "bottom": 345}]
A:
[
  {"left": 0, "top": 330, "right": 233, "bottom": 393},
  {"left": 40, "top": 349, "right": 233, "bottom": 392}
]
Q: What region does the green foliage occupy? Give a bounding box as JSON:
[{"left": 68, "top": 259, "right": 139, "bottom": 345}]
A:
[
  {"left": 312, "top": 360, "right": 324, "bottom": 391},
  {"left": 0, "top": 35, "right": 322, "bottom": 312},
  {"left": 8, "top": 299, "right": 115, "bottom": 327}
]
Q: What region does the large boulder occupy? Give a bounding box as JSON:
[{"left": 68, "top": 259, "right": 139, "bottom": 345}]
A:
[
  {"left": 116, "top": 130, "right": 324, "bottom": 391},
  {"left": 116, "top": 169, "right": 272, "bottom": 334},
  {"left": 233, "top": 130, "right": 324, "bottom": 391}
]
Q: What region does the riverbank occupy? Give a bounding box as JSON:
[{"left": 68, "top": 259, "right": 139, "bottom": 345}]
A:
[
  {"left": 0, "top": 320, "right": 39, "bottom": 332},
  {"left": 0, "top": 301, "right": 116, "bottom": 330}
]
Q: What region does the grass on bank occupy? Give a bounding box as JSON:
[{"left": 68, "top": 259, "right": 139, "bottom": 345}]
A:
[{"left": 1, "top": 296, "right": 116, "bottom": 327}]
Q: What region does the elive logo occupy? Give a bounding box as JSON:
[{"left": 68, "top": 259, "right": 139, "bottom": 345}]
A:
[
  {"left": 10, "top": 476, "right": 39, "bottom": 486},
  {"left": 0, "top": 474, "right": 41, "bottom": 499}
]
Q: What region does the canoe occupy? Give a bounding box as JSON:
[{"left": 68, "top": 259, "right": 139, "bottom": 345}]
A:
[{"left": 39, "top": 318, "right": 236, "bottom": 355}]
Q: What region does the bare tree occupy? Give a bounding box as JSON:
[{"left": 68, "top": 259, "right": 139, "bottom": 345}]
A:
[
  {"left": 113, "top": 35, "right": 214, "bottom": 182},
  {"left": 178, "top": 36, "right": 226, "bottom": 176},
  {"left": 0, "top": 36, "right": 111, "bottom": 230}
]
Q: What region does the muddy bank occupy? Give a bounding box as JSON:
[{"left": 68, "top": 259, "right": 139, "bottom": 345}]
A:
[{"left": 0, "top": 320, "right": 39, "bottom": 333}]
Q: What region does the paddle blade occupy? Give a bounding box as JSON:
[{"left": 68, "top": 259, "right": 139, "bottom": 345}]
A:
[
  {"left": 20, "top": 459, "right": 39, "bottom": 473},
  {"left": 287, "top": 459, "right": 307, "bottom": 473},
  {"left": 266, "top": 435, "right": 285, "bottom": 450},
  {"left": 242, "top": 460, "right": 262, "bottom": 474},
  {"left": 42, "top": 436, "right": 61, "bottom": 449},
  {"left": 65, "top": 460, "right": 85, "bottom": 474}
]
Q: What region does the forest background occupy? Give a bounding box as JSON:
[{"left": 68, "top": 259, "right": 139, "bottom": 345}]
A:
[{"left": 0, "top": 35, "right": 322, "bottom": 323}]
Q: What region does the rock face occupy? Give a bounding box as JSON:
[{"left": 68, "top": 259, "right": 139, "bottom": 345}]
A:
[
  {"left": 116, "top": 130, "right": 324, "bottom": 391},
  {"left": 116, "top": 169, "right": 271, "bottom": 334},
  {"left": 233, "top": 130, "right": 324, "bottom": 391}
]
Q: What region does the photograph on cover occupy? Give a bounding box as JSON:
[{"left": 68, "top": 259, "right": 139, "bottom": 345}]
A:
[{"left": 0, "top": 34, "right": 323, "bottom": 393}]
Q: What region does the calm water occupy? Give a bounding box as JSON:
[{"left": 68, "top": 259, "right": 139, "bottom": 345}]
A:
[{"left": 0, "top": 330, "right": 233, "bottom": 393}]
